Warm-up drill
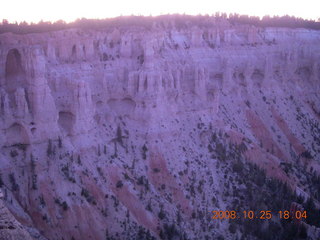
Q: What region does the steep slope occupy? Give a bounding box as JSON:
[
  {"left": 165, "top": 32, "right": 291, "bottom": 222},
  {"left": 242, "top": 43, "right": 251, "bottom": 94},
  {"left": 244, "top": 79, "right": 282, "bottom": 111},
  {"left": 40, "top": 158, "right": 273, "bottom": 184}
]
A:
[
  {"left": 0, "top": 190, "right": 34, "bottom": 240},
  {"left": 0, "top": 17, "right": 319, "bottom": 239}
]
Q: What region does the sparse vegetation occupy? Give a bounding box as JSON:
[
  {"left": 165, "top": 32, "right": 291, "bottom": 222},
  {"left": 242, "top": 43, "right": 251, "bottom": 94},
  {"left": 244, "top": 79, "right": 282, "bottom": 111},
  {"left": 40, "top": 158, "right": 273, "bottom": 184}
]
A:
[
  {"left": 116, "top": 180, "right": 123, "bottom": 188},
  {"left": 81, "top": 188, "right": 96, "bottom": 205},
  {"left": 9, "top": 173, "right": 19, "bottom": 191},
  {"left": 47, "top": 139, "right": 55, "bottom": 156},
  {"left": 153, "top": 168, "right": 160, "bottom": 173},
  {"left": 58, "top": 136, "right": 62, "bottom": 148},
  {"left": 0, "top": 20, "right": 319, "bottom": 239},
  {"left": 1, "top": 15, "right": 320, "bottom": 35},
  {"left": 61, "top": 164, "right": 76, "bottom": 183},
  {"left": 301, "top": 150, "right": 312, "bottom": 159},
  {"left": 30, "top": 154, "right": 38, "bottom": 190},
  {"left": 0, "top": 173, "right": 3, "bottom": 188},
  {"left": 159, "top": 223, "right": 183, "bottom": 240},
  {"left": 54, "top": 198, "right": 69, "bottom": 211},
  {"left": 142, "top": 144, "right": 148, "bottom": 160},
  {"left": 10, "top": 150, "right": 18, "bottom": 158},
  {"left": 158, "top": 205, "right": 166, "bottom": 220}
]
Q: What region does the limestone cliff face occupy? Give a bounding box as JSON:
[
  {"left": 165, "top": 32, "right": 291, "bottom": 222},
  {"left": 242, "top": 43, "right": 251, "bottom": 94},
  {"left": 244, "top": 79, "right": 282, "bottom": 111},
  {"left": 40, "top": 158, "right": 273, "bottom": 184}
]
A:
[
  {"left": 0, "top": 20, "right": 319, "bottom": 239},
  {"left": 0, "top": 24, "right": 319, "bottom": 143}
]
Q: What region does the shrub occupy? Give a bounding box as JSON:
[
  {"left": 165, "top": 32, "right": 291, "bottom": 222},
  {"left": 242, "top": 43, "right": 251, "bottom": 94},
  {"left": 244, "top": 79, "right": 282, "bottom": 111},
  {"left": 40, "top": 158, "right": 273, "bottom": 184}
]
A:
[
  {"left": 116, "top": 180, "right": 123, "bottom": 188},
  {"left": 32, "top": 174, "right": 38, "bottom": 190},
  {"left": 215, "top": 143, "right": 227, "bottom": 161},
  {"left": 81, "top": 188, "right": 96, "bottom": 204},
  {"left": 47, "top": 139, "right": 54, "bottom": 156},
  {"left": 153, "top": 168, "right": 160, "bottom": 173},
  {"left": 146, "top": 201, "right": 152, "bottom": 212},
  {"left": 158, "top": 207, "right": 165, "bottom": 220},
  {"left": 77, "top": 155, "right": 82, "bottom": 165},
  {"left": 232, "top": 161, "right": 244, "bottom": 173},
  {"left": 61, "top": 201, "right": 68, "bottom": 211},
  {"left": 10, "top": 150, "right": 18, "bottom": 158},
  {"left": 137, "top": 176, "right": 144, "bottom": 185},
  {"left": 142, "top": 144, "right": 148, "bottom": 160},
  {"left": 58, "top": 136, "right": 62, "bottom": 148},
  {"left": 229, "top": 222, "right": 237, "bottom": 234},
  {"left": 160, "top": 224, "right": 180, "bottom": 240},
  {"left": 9, "top": 173, "right": 19, "bottom": 191},
  {"left": 301, "top": 150, "right": 312, "bottom": 159},
  {"left": 61, "top": 165, "right": 75, "bottom": 183}
]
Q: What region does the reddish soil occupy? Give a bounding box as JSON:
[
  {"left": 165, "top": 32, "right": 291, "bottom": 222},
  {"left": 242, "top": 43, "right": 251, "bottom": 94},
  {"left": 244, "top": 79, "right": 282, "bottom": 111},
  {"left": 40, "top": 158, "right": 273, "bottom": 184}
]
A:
[
  {"left": 148, "top": 150, "right": 192, "bottom": 216},
  {"left": 271, "top": 106, "right": 306, "bottom": 155},
  {"left": 107, "top": 165, "right": 158, "bottom": 233},
  {"left": 246, "top": 109, "right": 288, "bottom": 162}
]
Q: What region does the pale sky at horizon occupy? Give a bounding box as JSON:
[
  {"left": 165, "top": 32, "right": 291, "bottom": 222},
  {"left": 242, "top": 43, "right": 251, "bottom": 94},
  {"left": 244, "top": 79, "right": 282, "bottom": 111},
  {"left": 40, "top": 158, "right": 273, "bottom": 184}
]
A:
[{"left": 1, "top": 0, "right": 319, "bottom": 24}]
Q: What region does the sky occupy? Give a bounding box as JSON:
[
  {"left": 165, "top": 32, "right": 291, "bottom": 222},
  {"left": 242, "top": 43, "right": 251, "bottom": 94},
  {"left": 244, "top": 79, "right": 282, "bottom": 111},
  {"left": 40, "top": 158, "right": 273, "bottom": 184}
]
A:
[{"left": 1, "top": 0, "right": 319, "bottom": 23}]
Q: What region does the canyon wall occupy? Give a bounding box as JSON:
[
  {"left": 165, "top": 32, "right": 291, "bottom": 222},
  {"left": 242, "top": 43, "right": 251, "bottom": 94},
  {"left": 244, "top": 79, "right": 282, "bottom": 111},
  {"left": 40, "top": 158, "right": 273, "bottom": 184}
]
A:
[{"left": 0, "top": 19, "right": 319, "bottom": 239}]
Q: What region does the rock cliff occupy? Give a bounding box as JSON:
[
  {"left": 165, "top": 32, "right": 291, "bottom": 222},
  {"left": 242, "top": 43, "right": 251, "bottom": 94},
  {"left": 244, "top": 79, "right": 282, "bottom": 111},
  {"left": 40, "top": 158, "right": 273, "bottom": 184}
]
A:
[{"left": 0, "top": 17, "right": 319, "bottom": 239}]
